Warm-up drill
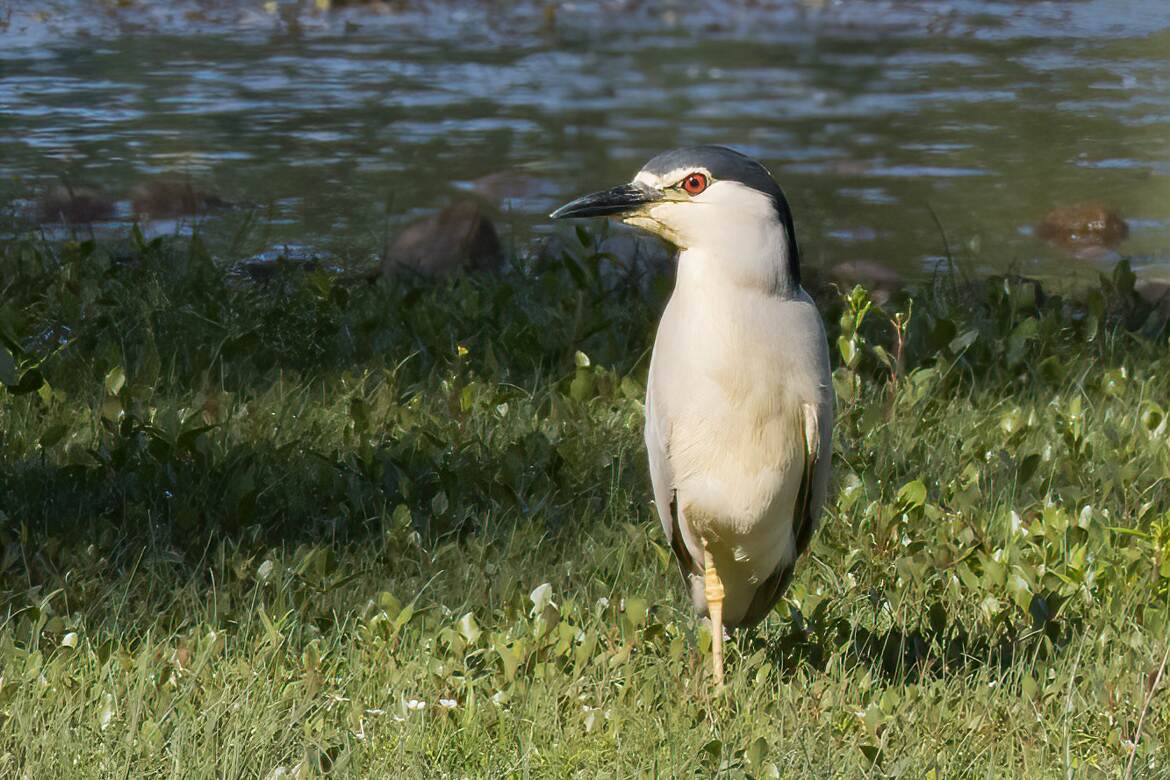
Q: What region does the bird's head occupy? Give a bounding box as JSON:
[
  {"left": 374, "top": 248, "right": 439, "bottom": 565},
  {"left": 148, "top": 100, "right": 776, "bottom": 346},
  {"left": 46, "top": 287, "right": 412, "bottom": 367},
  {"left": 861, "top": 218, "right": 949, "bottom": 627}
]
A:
[{"left": 550, "top": 145, "right": 801, "bottom": 291}]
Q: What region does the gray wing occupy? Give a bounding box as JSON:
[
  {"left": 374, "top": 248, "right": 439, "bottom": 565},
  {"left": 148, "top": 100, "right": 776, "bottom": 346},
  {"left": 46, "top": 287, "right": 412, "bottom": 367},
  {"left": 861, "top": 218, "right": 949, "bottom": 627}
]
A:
[
  {"left": 645, "top": 372, "right": 698, "bottom": 582},
  {"left": 738, "top": 401, "right": 831, "bottom": 628}
]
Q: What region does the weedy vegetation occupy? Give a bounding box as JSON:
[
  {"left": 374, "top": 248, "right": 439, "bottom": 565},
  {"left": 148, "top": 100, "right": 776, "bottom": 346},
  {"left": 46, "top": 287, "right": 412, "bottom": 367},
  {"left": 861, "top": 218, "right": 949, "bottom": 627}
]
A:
[{"left": 1, "top": 228, "right": 1169, "bottom": 777}]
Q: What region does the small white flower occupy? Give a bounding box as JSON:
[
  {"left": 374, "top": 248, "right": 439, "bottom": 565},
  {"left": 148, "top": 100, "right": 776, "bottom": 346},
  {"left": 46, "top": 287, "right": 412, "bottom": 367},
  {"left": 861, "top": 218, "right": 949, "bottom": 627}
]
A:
[
  {"left": 438, "top": 698, "right": 457, "bottom": 709},
  {"left": 364, "top": 708, "right": 385, "bottom": 716},
  {"left": 596, "top": 597, "right": 610, "bottom": 609},
  {"left": 98, "top": 693, "right": 115, "bottom": 731},
  {"left": 530, "top": 583, "right": 554, "bottom": 614},
  {"left": 406, "top": 699, "right": 426, "bottom": 711}
]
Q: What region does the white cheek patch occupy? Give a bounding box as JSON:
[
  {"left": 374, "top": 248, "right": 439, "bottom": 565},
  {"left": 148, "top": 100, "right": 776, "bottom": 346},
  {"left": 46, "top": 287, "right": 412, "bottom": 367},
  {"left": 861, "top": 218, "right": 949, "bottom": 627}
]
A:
[{"left": 625, "top": 203, "right": 686, "bottom": 245}]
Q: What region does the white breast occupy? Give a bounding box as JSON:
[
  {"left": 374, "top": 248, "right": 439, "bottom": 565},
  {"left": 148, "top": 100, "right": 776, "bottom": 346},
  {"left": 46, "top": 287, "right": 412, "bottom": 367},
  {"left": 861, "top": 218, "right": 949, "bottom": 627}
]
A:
[{"left": 646, "top": 247, "right": 832, "bottom": 622}]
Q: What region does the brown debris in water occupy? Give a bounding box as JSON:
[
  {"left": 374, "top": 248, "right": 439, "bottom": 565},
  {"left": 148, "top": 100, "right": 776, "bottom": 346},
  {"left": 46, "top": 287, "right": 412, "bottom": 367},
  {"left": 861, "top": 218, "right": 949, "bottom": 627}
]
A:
[
  {"left": 380, "top": 201, "right": 502, "bottom": 277},
  {"left": 829, "top": 260, "right": 905, "bottom": 303},
  {"left": 1037, "top": 202, "right": 1129, "bottom": 249}
]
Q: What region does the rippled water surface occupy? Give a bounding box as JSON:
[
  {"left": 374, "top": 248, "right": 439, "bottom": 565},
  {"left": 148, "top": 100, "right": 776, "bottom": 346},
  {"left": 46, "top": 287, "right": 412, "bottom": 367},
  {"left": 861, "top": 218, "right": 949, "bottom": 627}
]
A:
[{"left": 2, "top": 0, "right": 1169, "bottom": 282}]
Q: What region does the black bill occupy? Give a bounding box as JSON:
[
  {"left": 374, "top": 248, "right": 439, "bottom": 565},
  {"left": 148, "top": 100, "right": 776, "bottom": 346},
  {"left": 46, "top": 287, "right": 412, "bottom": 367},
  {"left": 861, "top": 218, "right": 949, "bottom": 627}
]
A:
[{"left": 549, "top": 182, "right": 659, "bottom": 219}]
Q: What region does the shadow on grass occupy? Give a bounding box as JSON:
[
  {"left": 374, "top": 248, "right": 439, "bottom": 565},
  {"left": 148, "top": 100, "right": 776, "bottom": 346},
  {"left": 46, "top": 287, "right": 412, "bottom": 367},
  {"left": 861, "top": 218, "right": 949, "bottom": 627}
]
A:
[{"left": 750, "top": 598, "right": 1079, "bottom": 685}]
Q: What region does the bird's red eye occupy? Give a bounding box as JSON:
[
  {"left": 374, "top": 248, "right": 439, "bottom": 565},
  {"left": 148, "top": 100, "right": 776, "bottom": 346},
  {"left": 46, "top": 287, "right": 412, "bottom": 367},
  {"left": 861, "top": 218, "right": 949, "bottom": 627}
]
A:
[{"left": 682, "top": 173, "right": 708, "bottom": 195}]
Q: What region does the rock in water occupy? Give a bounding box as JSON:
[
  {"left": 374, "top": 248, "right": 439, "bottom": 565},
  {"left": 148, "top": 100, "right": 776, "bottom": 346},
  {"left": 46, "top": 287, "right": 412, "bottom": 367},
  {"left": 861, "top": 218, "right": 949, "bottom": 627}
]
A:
[
  {"left": 381, "top": 202, "right": 501, "bottom": 276},
  {"left": 231, "top": 244, "right": 342, "bottom": 281},
  {"left": 1037, "top": 202, "right": 1129, "bottom": 249},
  {"left": 132, "top": 179, "right": 228, "bottom": 219},
  {"left": 34, "top": 185, "right": 116, "bottom": 224},
  {"left": 595, "top": 230, "right": 674, "bottom": 292}
]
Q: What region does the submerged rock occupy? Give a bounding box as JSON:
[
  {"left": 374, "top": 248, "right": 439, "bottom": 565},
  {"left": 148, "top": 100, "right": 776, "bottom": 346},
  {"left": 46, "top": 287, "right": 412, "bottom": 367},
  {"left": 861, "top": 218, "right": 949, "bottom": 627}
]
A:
[
  {"left": 131, "top": 179, "right": 228, "bottom": 219},
  {"left": 1037, "top": 202, "right": 1129, "bottom": 249},
  {"left": 231, "top": 244, "right": 342, "bottom": 281},
  {"left": 381, "top": 201, "right": 501, "bottom": 277},
  {"left": 459, "top": 170, "right": 560, "bottom": 211},
  {"left": 829, "top": 260, "right": 904, "bottom": 302},
  {"left": 34, "top": 185, "right": 117, "bottom": 224},
  {"left": 534, "top": 228, "right": 674, "bottom": 293}
]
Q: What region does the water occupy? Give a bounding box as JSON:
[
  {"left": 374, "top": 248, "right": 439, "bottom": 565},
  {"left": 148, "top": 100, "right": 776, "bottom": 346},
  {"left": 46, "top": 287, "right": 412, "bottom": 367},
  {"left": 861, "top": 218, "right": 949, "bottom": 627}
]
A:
[{"left": 2, "top": 0, "right": 1168, "bottom": 285}]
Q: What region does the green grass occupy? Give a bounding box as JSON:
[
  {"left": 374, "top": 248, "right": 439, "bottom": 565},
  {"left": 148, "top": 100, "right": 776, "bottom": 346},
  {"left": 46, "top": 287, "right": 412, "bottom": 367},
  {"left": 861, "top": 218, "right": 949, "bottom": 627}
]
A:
[{"left": 1, "top": 231, "right": 1169, "bottom": 778}]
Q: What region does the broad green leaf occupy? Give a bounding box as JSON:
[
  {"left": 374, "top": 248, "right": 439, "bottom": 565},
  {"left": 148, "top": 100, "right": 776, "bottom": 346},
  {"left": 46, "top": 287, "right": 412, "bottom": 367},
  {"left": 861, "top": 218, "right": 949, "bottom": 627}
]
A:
[{"left": 897, "top": 479, "right": 927, "bottom": 509}]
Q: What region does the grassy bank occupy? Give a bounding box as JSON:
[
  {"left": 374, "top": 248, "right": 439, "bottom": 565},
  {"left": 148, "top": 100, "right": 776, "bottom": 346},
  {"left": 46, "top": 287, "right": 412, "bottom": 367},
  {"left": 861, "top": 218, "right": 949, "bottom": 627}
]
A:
[{"left": 1, "top": 232, "right": 1169, "bottom": 777}]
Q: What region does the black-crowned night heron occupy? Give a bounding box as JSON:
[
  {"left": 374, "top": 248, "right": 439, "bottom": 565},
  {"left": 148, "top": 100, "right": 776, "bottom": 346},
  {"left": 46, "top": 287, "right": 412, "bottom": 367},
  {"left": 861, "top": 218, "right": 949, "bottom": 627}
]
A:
[{"left": 551, "top": 146, "right": 834, "bottom": 685}]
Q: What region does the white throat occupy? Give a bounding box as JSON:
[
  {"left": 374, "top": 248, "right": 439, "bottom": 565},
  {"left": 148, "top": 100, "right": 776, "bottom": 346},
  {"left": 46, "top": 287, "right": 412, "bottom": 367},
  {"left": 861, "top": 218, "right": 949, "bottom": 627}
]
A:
[
  {"left": 634, "top": 180, "right": 798, "bottom": 298},
  {"left": 674, "top": 212, "right": 797, "bottom": 298}
]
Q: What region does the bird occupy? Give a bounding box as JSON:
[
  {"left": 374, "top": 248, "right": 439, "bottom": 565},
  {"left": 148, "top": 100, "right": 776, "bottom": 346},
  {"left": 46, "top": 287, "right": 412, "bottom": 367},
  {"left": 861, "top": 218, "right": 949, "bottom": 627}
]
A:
[{"left": 550, "top": 146, "right": 834, "bottom": 685}]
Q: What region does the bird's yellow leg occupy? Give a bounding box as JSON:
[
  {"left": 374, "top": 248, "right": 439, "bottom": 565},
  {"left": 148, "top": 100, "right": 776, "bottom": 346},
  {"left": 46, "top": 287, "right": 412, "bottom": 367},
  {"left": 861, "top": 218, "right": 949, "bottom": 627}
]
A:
[{"left": 703, "top": 544, "right": 725, "bottom": 686}]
